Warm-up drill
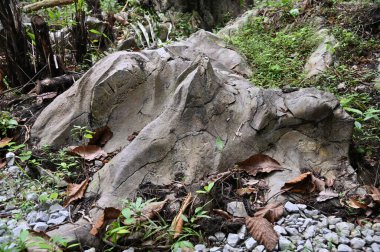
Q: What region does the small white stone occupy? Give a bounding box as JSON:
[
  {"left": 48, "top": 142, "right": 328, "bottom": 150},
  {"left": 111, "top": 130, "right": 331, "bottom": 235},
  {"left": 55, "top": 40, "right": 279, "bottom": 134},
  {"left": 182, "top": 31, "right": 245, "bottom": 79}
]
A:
[
  {"left": 279, "top": 236, "right": 292, "bottom": 250},
  {"left": 350, "top": 237, "right": 365, "bottom": 249},
  {"left": 226, "top": 233, "right": 240, "bottom": 247},
  {"left": 244, "top": 237, "right": 258, "bottom": 250},
  {"left": 194, "top": 244, "right": 207, "bottom": 252},
  {"left": 284, "top": 202, "right": 299, "bottom": 213},
  {"left": 274, "top": 225, "right": 287, "bottom": 235},
  {"left": 226, "top": 201, "right": 248, "bottom": 217},
  {"left": 337, "top": 244, "right": 352, "bottom": 252}
]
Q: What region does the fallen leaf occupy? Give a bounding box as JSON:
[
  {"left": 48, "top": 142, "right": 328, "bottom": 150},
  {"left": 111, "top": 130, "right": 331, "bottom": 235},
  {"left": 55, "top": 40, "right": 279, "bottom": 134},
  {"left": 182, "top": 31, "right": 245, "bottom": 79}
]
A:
[
  {"left": 246, "top": 216, "right": 279, "bottom": 251},
  {"left": 213, "top": 209, "right": 233, "bottom": 220},
  {"left": 64, "top": 178, "right": 90, "bottom": 207},
  {"left": 0, "top": 159, "right": 6, "bottom": 169},
  {"left": 90, "top": 207, "right": 121, "bottom": 236},
  {"left": 136, "top": 199, "right": 168, "bottom": 222},
  {"left": 254, "top": 202, "right": 284, "bottom": 223},
  {"left": 242, "top": 178, "right": 260, "bottom": 187},
  {"left": 347, "top": 196, "right": 368, "bottom": 209},
  {"left": 325, "top": 177, "right": 335, "bottom": 187},
  {"left": 367, "top": 185, "right": 380, "bottom": 204},
  {"left": 281, "top": 172, "right": 318, "bottom": 194},
  {"left": 70, "top": 145, "right": 107, "bottom": 161},
  {"left": 237, "top": 154, "right": 284, "bottom": 176},
  {"left": 313, "top": 176, "right": 326, "bottom": 192},
  {"left": 236, "top": 187, "right": 257, "bottom": 196},
  {"left": 171, "top": 192, "right": 192, "bottom": 239},
  {"left": 317, "top": 189, "right": 339, "bottom": 202},
  {"left": 88, "top": 126, "right": 113, "bottom": 146},
  {"left": 0, "top": 137, "right": 12, "bottom": 148}
]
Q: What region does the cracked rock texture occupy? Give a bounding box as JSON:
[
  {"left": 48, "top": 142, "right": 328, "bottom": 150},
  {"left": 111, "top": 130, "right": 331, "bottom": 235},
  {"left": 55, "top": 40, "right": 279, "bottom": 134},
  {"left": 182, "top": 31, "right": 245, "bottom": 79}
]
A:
[{"left": 32, "top": 30, "right": 357, "bottom": 243}]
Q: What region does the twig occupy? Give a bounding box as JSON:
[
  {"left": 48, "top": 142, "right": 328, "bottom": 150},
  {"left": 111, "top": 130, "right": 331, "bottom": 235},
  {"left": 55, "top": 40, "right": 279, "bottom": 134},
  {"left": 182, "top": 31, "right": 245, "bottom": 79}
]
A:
[{"left": 171, "top": 192, "right": 192, "bottom": 239}]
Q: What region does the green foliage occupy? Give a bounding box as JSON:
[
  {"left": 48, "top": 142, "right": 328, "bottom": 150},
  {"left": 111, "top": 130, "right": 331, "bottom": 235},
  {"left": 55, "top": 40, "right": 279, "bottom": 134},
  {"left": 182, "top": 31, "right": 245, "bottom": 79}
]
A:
[
  {"left": 70, "top": 125, "right": 94, "bottom": 145},
  {"left": 196, "top": 182, "right": 215, "bottom": 194},
  {"left": 100, "top": 0, "right": 121, "bottom": 13},
  {"left": 215, "top": 137, "right": 225, "bottom": 151},
  {"left": 0, "top": 111, "right": 18, "bottom": 137},
  {"left": 228, "top": 18, "right": 319, "bottom": 88}
]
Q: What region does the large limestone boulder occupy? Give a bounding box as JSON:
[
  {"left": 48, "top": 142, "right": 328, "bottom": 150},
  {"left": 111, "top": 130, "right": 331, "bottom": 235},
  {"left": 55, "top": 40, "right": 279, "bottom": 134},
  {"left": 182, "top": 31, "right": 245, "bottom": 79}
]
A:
[{"left": 32, "top": 30, "right": 356, "bottom": 243}]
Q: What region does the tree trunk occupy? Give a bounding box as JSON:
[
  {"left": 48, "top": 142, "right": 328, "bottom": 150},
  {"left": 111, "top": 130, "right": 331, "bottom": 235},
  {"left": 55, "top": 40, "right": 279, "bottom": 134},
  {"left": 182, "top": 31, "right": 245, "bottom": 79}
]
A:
[
  {"left": 32, "top": 15, "right": 65, "bottom": 78},
  {"left": 72, "top": 7, "right": 87, "bottom": 63},
  {"left": 0, "top": 0, "right": 34, "bottom": 87}
]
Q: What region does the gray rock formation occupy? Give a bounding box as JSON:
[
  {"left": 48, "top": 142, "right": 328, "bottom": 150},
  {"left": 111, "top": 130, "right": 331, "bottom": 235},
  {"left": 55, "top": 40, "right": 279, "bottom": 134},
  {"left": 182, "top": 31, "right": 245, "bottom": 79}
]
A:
[
  {"left": 32, "top": 30, "right": 356, "bottom": 244},
  {"left": 304, "top": 29, "right": 336, "bottom": 78},
  {"left": 217, "top": 9, "right": 258, "bottom": 38}
]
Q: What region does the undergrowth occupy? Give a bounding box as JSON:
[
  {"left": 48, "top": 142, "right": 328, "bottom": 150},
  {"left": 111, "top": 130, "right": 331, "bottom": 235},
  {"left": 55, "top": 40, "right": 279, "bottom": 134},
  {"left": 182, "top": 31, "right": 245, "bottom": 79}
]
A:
[{"left": 228, "top": 3, "right": 380, "bottom": 180}]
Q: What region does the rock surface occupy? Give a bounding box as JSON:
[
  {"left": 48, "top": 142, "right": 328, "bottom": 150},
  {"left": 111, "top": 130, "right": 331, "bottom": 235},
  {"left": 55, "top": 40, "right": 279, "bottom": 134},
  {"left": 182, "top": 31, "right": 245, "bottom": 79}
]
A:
[
  {"left": 304, "top": 29, "right": 336, "bottom": 78},
  {"left": 31, "top": 30, "right": 357, "bottom": 244}
]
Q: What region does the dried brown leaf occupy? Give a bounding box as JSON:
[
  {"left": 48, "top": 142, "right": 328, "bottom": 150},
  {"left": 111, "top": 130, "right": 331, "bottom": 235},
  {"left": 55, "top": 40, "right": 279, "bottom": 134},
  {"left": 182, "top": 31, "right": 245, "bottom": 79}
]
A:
[
  {"left": 0, "top": 137, "right": 12, "bottom": 148},
  {"left": 171, "top": 193, "right": 192, "bottom": 239},
  {"left": 90, "top": 207, "right": 121, "bottom": 236},
  {"left": 137, "top": 200, "right": 168, "bottom": 222},
  {"left": 317, "top": 189, "right": 339, "bottom": 202},
  {"left": 213, "top": 209, "right": 233, "bottom": 220},
  {"left": 88, "top": 126, "right": 113, "bottom": 146},
  {"left": 0, "top": 159, "right": 6, "bottom": 169},
  {"left": 242, "top": 178, "right": 260, "bottom": 187},
  {"left": 347, "top": 197, "right": 368, "bottom": 209},
  {"left": 367, "top": 185, "right": 380, "bottom": 204},
  {"left": 313, "top": 176, "right": 326, "bottom": 192},
  {"left": 64, "top": 178, "right": 89, "bottom": 207},
  {"left": 70, "top": 145, "right": 107, "bottom": 161},
  {"left": 237, "top": 154, "right": 284, "bottom": 176},
  {"left": 254, "top": 202, "right": 284, "bottom": 223},
  {"left": 236, "top": 187, "right": 257, "bottom": 196},
  {"left": 281, "top": 172, "right": 317, "bottom": 194},
  {"left": 246, "top": 216, "right": 279, "bottom": 251}
]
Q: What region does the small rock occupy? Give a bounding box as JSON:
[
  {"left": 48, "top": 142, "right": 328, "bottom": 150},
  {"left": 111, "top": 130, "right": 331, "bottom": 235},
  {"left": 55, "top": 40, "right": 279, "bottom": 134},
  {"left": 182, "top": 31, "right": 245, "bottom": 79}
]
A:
[
  {"left": 304, "top": 239, "right": 313, "bottom": 250},
  {"left": 226, "top": 233, "right": 240, "bottom": 247},
  {"left": 324, "top": 232, "right": 339, "bottom": 244},
  {"left": 284, "top": 202, "right": 299, "bottom": 213},
  {"left": 365, "top": 235, "right": 374, "bottom": 245},
  {"left": 304, "top": 225, "right": 317, "bottom": 239},
  {"left": 36, "top": 211, "right": 49, "bottom": 222},
  {"left": 304, "top": 209, "right": 319, "bottom": 218},
  {"left": 336, "top": 222, "right": 355, "bottom": 237},
  {"left": 328, "top": 216, "right": 342, "bottom": 225},
  {"left": 210, "top": 247, "right": 222, "bottom": 252},
  {"left": 8, "top": 165, "right": 20, "bottom": 175},
  {"left": 33, "top": 222, "right": 49, "bottom": 232},
  {"left": 47, "top": 215, "right": 67, "bottom": 225},
  {"left": 337, "top": 83, "right": 346, "bottom": 90},
  {"left": 285, "top": 227, "right": 299, "bottom": 236},
  {"left": 279, "top": 236, "right": 292, "bottom": 250},
  {"left": 208, "top": 235, "right": 217, "bottom": 243},
  {"left": 244, "top": 237, "right": 258, "bottom": 250},
  {"left": 371, "top": 243, "right": 379, "bottom": 251},
  {"left": 49, "top": 204, "right": 64, "bottom": 213},
  {"left": 226, "top": 201, "right": 248, "bottom": 218},
  {"left": 372, "top": 223, "right": 380, "bottom": 232},
  {"left": 362, "top": 228, "right": 374, "bottom": 236},
  {"left": 122, "top": 248, "right": 134, "bottom": 252},
  {"left": 195, "top": 244, "right": 207, "bottom": 252},
  {"left": 84, "top": 248, "right": 96, "bottom": 252},
  {"left": 59, "top": 210, "right": 69, "bottom": 217},
  {"left": 238, "top": 225, "right": 247, "bottom": 239},
  {"left": 254, "top": 245, "right": 265, "bottom": 252},
  {"left": 25, "top": 193, "right": 38, "bottom": 201},
  {"left": 215, "top": 232, "right": 226, "bottom": 242},
  {"left": 373, "top": 235, "right": 380, "bottom": 243},
  {"left": 26, "top": 211, "right": 38, "bottom": 223},
  {"left": 6, "top": 152, "right": 15, "bottom": 166},
  {"left": 337, "top": 244, "right": 352, "bottom": 252},
  {"left": 350, "top": 237, "right": 365, "bottom": 249},
  {"left": 12, "top": 222, "right": 29, "bottom": 236},
  {"left": 223, "top": 244, "right": 239, "bottom": 252},
  {"left": 318, "top": 249, "right": 329, "bottom": 252},
  {"left": 339, "top": 237, "right": 350, "bottom": 244},
  {"left": 274, "top": 225, "right": 287, "bottom": 235},
  {"left": 296, "top": 204, "right": 307, "bottom": 210},
  {"left": 94, "top": 160, "right": 103, "bottom": 167}
]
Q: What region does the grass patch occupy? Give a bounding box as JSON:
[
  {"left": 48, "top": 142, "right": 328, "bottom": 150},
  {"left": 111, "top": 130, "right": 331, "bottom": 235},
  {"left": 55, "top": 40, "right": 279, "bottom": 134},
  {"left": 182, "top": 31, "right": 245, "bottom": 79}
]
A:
[{"left": 227, "top": 17, "right": 320, "bottom": 88}]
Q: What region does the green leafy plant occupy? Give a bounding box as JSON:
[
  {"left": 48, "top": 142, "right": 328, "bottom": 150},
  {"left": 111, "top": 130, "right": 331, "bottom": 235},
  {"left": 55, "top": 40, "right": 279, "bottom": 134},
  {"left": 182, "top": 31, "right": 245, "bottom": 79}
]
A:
[
  {"left": 215, "top": 137, "right": 225, "bottom": 151},
  {"left": 0, "top": 111, "right": 18, "bottom": 137},
  {"left": 70, "top": 125, "right": 94, "bottom": 145},
  {"left": 196, "top": 181, "right": 215, "bottom": 194}
]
